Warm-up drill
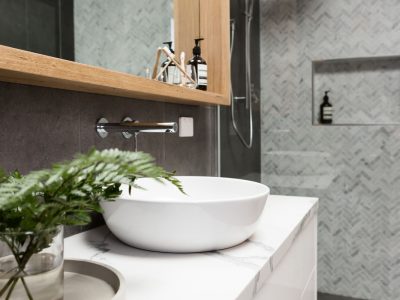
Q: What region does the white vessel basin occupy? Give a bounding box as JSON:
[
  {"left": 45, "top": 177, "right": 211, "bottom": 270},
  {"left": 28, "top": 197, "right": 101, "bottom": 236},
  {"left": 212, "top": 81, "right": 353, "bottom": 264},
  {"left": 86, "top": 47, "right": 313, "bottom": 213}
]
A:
[{"left": 101, "top": 176, "right": 269, "bottom": 253}]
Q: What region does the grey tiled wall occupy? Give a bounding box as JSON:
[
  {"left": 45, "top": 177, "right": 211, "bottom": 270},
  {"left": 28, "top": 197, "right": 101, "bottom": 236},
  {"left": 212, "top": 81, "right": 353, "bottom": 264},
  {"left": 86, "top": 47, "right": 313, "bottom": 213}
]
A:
[
  {"left": 260, "top": 0, "right": 400, "bottom": 299},
  {"left": 0, "top": 81, "right": 217, "bottom": 235}
]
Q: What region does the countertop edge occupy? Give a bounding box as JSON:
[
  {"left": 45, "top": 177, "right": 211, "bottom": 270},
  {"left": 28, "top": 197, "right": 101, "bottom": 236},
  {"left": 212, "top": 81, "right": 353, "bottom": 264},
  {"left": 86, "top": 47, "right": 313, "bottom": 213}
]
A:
[{"left": 237, "top": 195, "right": 319, "bottom": 299}]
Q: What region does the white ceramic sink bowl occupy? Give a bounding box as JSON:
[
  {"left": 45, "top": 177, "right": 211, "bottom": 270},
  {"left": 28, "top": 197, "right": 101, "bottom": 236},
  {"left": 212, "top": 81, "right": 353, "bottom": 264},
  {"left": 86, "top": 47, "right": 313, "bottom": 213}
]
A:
[{"left": 101, "top": 176, "right": 269, "bottom": 253}]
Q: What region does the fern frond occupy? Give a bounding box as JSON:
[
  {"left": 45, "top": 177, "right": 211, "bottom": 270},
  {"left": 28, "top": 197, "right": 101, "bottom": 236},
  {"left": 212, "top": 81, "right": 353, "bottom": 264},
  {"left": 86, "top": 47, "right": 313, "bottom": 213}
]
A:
[{"left": 0, "top": 149, "right": 183, "bottom": 232}]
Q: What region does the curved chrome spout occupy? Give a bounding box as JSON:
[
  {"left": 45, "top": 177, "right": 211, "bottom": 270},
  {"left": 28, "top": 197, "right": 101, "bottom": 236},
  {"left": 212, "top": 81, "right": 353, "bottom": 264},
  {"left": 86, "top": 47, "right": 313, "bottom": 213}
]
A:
[{"left": 96, "top": 118, "right": 178, "bottom": 138}]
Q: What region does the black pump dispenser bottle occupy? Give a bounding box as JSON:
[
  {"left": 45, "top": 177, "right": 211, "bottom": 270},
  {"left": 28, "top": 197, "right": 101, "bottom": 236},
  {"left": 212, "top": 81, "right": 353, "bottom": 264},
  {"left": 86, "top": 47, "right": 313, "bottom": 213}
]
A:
[
  {"left": 320, "top": 90, "right": 333, "bottom": 124},
  {"left": 187, "top": 38, "right": 207, "bottom": 91}
]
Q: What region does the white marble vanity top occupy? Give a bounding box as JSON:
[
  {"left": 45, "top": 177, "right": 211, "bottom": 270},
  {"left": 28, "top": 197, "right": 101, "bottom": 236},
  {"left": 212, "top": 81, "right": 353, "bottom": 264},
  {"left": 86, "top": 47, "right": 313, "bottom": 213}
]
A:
[{"left": 64, "top": 195, "right": 318, "bottom": 300}]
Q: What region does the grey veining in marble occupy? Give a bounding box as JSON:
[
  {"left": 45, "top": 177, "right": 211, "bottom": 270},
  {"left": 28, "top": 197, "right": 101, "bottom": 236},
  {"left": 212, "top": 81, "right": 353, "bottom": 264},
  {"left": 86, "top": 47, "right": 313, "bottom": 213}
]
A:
[{"left": 260, "top": 0, "right": 400, "bottom": 299}]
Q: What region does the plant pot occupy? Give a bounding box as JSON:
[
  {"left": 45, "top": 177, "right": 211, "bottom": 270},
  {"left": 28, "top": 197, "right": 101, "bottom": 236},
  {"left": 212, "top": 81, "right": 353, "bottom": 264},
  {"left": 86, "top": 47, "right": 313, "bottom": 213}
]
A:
[{"left": 0, "top": 226, "right": 63, "bottom": 300}]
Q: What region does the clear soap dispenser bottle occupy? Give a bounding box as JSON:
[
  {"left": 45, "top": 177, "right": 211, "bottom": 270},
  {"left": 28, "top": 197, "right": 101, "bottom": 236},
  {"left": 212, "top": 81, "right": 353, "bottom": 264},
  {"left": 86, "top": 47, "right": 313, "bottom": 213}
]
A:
[
  {"left": 187, "top": 38, "right": 207, "bottom": 91},
  {"left": 161, "top": 41, "right": 180, "bottom": 84}
]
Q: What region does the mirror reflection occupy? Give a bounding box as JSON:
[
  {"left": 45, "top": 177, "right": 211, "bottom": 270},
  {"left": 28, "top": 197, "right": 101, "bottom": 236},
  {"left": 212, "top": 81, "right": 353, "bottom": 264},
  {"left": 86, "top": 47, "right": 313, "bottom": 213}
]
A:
[{"left": 0, "top": 0, "right": 174, "bottom": 77}]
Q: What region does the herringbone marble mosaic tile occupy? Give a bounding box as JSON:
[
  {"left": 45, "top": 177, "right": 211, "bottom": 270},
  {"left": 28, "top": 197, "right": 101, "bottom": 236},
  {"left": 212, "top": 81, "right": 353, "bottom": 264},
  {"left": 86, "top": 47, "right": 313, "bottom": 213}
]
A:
[
  {"left": 74, "top": 0, "right": 172, "bottom": 76},
  {"left": 260, "top": 0, "right": 400, "bottom": 299},
  {"left": 313, "top": 59, "right": 400, "bottom": 125}
]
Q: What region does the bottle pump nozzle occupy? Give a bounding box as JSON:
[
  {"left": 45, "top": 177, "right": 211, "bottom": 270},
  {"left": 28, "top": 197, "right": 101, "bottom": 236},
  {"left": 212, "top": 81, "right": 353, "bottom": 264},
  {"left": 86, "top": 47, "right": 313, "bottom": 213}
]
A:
[
  {"left": 193, "top": 38, "right": 204, "bottom": 55},
  {"left": 324, "top": 90, "right": 331, "bottom": 100},
  {"left": 163, "top": 41, "right": 174, "bottom": 54}
]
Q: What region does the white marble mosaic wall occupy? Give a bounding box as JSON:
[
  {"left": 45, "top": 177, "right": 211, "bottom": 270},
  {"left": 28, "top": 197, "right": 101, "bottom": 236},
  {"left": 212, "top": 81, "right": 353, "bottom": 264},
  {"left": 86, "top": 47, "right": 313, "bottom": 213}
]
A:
[
  {"left": 313, "top": 58, "right": 400, "bottom": 125},
  {"left": 260, "top": 0, "right": 400, "bottom": 299},
  {"left": 74, "top": 0, "right": 172, "bottom": 77}
]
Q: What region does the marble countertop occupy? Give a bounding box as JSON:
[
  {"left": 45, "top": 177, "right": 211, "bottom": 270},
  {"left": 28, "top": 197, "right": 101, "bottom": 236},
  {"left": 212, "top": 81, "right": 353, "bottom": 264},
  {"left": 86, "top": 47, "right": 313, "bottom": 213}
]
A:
[{"left": 64, "top": 195, "right": 318, "bottom": 300}]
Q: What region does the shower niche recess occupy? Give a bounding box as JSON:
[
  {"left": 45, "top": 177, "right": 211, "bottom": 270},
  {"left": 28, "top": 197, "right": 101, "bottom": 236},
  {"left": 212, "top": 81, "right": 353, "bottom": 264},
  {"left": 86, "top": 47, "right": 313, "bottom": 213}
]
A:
[{"left": 312, "top": 55, "right": 400, "bottom": 126}]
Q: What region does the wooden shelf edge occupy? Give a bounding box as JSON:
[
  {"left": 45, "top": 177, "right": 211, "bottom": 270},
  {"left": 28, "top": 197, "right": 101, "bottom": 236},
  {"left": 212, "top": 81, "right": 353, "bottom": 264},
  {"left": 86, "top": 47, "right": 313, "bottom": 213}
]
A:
[{"left": 0, "top": 45, "right": 230, "bottom": 106}]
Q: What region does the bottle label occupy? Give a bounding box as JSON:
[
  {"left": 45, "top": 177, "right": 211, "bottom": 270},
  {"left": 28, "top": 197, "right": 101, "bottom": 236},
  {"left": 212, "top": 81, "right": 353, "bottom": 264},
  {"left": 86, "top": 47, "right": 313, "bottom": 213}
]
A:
[
  {"left": 323, "top": 107, "right": 333, "bottom": 120},
  {"left": 167, "top": 66, "right": 181, "bottom": 85},
  {"left": 197, "top": 64, "right": 207, "bottom": 86}
]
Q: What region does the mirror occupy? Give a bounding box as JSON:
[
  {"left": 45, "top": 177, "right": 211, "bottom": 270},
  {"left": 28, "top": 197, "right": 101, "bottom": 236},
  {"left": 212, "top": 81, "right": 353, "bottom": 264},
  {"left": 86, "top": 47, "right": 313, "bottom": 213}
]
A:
[
  {"left": 75, "top": 0, "right": 174, "bottom": 77},
  {"left": 0, "top": 0, "right": 181, "bottom": 77},
  {"left": 0, "top": 0, "right": 230, "bottom": 105}
]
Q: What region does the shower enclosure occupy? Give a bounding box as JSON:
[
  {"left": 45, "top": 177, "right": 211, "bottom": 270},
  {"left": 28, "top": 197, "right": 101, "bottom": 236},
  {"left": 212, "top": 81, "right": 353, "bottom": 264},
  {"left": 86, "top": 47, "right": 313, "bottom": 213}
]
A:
[
  {"left": 219, "top": 0, "right": 400, "bottom": 299},
  {"left": 219, "top": 0, "right": 261, "bottom": 182}
]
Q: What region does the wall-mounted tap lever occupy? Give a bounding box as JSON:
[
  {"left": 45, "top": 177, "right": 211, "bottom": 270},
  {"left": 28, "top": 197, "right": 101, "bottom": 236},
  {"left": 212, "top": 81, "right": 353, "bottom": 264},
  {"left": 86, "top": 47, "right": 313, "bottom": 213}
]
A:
[{"left": 96, "top": 117, "right": 178, "bottom": 139}]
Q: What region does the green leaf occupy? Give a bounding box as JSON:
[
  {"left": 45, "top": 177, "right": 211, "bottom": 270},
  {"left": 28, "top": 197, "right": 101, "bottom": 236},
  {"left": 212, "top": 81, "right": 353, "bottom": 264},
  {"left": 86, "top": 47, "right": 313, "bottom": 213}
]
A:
[{"left": 0, "top": 148, "right": 184, "bottom": 255}]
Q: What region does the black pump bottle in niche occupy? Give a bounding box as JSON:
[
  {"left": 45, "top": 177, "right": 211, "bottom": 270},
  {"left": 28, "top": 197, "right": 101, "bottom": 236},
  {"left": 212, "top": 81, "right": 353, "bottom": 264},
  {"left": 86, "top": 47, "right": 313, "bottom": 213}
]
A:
[{"left": 320, "top": 90, "right": 333, "bottom": 124}]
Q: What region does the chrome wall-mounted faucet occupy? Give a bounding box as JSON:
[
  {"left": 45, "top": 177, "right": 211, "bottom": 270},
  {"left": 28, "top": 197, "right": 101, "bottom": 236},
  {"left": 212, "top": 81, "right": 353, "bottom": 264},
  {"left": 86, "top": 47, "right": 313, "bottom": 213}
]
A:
[{"left": 96, "top": 117, "right": 178, "bottom": 139}]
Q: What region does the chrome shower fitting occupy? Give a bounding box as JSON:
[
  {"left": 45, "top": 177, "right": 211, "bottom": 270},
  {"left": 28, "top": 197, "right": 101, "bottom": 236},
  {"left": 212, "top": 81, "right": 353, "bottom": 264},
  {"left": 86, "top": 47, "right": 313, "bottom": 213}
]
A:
[
  {"left": 96, "top": 117, "right": 178, "bottom": 139},
  {"left": 230, "top": 0, "right": 254, "bottom": 149}
]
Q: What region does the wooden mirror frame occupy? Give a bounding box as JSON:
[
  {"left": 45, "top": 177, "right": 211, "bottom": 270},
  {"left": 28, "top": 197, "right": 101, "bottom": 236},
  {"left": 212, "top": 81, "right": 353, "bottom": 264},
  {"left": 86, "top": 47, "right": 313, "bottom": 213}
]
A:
[{"left": 0, "top": 0, "right": 230, "bottom": 106}]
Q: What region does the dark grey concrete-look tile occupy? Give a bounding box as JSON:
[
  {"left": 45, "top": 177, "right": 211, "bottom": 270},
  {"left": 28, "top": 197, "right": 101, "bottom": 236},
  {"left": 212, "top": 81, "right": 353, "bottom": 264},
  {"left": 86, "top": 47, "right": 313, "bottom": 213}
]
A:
[
  {"left": 163, "top": 103, "right": 217, "bottom": 176},
  {"left": 77, "top": 92, "right": 167, "bottom": 165},
  {"left": 0, "top": 82, "right": 80, "bottom": 173},
  {"left": 0, "top": 81, "right": 217, "bottom": 174},
  {"left": 0, "top": 81, "right": 217, "bottom": 236},
  {"left": 78, "top": 93, "right": 136, "bottom": 154}
]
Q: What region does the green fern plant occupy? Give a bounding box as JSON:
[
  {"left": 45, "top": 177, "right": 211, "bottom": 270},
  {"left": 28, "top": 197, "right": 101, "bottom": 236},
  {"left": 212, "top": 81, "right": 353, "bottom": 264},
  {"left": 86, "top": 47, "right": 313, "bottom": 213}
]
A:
[{"left": 0, "top": 148, "right": 182, "bottom": 299}]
